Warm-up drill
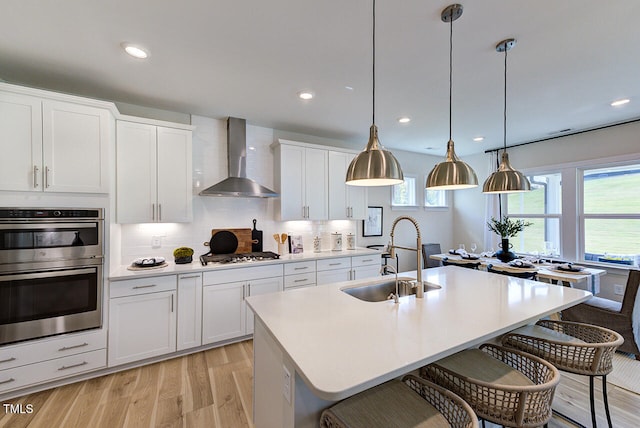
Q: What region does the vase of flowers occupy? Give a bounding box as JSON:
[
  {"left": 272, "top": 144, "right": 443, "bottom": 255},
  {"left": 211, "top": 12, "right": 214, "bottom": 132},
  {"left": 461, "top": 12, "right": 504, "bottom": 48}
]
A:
[{"left": 487, "top": 216, "right": 532, "bottom": 262}]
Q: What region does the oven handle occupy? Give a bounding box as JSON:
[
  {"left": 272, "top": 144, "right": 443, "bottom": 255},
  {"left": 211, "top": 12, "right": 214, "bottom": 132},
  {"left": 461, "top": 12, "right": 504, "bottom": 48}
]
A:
[
  {"left": 0, "top": 267, "right": 97, "bottom": 282},
  {"left": 0, "top": 222, "right": 99, "bottom": 230}
]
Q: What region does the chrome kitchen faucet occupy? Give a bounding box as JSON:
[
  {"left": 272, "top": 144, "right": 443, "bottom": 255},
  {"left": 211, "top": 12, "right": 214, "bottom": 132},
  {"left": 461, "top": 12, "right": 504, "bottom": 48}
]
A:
[{"left": 389, "top": 216, "right": 424, "bottom": 298}]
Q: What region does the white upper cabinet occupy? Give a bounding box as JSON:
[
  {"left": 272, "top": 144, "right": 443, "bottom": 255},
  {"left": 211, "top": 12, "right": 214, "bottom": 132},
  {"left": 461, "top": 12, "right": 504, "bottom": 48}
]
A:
[
  {"left": 116, "top": 120, "right": 192, "bottom": 223},
  {"left": 328, "top": 151, "right": 367, "bottom": 220},
  {"left": 42, "top": 100, "right": 110, "bottom": 192},
  {"left": 0, "top": 92, "right": 110, "bottom": 193},
  {"left": 274, "top": 141, "right": 328, "bottom": 221},
  {"left": 0, "top": 92, "right": 42, "bottom": 192}
]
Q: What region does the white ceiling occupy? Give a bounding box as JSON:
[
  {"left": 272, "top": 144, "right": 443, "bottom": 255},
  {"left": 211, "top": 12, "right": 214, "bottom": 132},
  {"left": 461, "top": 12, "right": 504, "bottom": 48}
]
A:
[{"left": 1, "top": 0, "right": 639, "bottom": 156}]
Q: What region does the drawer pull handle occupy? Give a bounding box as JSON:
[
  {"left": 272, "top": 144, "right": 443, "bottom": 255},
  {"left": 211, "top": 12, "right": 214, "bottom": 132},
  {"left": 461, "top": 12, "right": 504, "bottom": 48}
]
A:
[
  {"left": 361, "top": 259, "right": 373, "bottom": 262},
  {"left": 294, "top": 278, "right": 308, "bottom": 283},
  {"left": 0, "top": 357, "right": 16, "bottom": 364},
  {"left": 329, "top": 263, "right": 341, "bottom": 266},
  {"left": 294, "top": 267, "right": 308, "bottom": 270},
  {"left": 58, "top": 361, "right": 88, "bottom": 371},
  {"left": 180, "top": 275, "right": 200, "bottom": 279},
  {"left": 0, "top": 378, "right": 15, "bottom": 385},
  {"left": 133, "top": 284, "right": 157, "bottom": 289},
  {"left": 58, "top": 342, "right": 89, "bottom": 352}
]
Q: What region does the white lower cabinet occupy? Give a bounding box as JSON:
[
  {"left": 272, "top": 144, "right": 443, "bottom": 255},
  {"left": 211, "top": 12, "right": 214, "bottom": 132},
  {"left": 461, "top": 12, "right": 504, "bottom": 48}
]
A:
[
  {"left": 351, "top": 255, "right": 381, "bottom": 280},
  {"left": 0, "top": 329, "right": 107, "bottom": 394},
  {"left": 284, "top": 261, "right": 316, "bottom": 290},
  {"left": 202, "top": 281, "right": 246, "bottom": 344},
  {"left": 202, "top": 264, "right": 284, "bottom": 344},
  {"left": 108, "top": 276, "right": 177, "bottom": 367},
  {"left": 177, "top": 273, "right": 203, "bottom": 351},
  {"left": 245, "top": 277, "right": 284, "bottom": 335},
  {"left": 316, "top": 257, "right": 352, "bottom": 285}
]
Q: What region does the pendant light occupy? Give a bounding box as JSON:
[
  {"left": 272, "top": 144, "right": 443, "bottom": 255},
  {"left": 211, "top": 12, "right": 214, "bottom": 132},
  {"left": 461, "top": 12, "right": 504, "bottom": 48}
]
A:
[
  {"left": 426, "top": 4, "right": 478, "bottom": 190},
  {"left": 483, "top": 39, "right": 531, "bottom": 193},
  {"left": 345, "top": 0, "right": 403, "bottom": 186}
]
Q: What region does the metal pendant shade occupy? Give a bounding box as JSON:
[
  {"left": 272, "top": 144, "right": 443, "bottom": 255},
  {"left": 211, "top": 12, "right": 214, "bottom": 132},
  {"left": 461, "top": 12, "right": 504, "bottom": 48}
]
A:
[
  {"left": 482, "top": 151, "right": 531, "bottom": 193},
  {"left": 483, "top": 39, "right": 531, "bottom": 193},
  {"left": 345, "top": 0, "right": 403, "bottom": 186},
  {"left": 345, "top": 124, "right": 403, "bottom": 186},
  {"left": 426, "top": 4, "right": 478, "bottom": 190},
  {"left": 426, "top": 139, "right": 478, "bottom": 189}
]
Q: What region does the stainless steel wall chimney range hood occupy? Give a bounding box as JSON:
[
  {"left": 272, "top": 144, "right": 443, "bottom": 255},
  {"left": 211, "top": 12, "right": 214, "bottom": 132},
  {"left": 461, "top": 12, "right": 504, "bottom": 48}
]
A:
[{"left": 199, "top": 117, "right": 278, "bottom": 198}]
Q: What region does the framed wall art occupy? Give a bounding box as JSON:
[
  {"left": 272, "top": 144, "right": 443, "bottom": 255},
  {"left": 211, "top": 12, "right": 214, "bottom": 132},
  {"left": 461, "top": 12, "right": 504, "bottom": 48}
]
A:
[{"left": 363, "top": 206, "right": 383, "bottom": 237}]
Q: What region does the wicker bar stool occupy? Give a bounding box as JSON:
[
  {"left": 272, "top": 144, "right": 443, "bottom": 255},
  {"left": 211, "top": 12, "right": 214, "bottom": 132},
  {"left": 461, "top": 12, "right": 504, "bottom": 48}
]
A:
[
  {"left": 501, "top": 320, "right": 623, "bottom": 428},
  {"left": 420, "top": 343, "right": 559, "bottom": 428},
  {"left": 320, "top": 374, "right": 478, "bottom": 428}
]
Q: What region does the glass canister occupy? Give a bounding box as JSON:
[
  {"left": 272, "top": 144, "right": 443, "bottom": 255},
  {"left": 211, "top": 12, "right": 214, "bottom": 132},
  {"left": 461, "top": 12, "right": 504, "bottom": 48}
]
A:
[{"left": 313, "top": 236, "right": 322, "bottom": 253}]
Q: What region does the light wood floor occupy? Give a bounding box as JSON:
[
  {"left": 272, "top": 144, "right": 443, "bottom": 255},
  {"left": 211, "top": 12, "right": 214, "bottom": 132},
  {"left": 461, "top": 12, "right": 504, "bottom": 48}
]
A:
[{"left": 1, "top": 341, "right": 639, "bottom": 427}]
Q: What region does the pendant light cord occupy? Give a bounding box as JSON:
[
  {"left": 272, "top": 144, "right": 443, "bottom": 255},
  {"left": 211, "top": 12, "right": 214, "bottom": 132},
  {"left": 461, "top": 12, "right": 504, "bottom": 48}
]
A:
[
  {"left": 372, "top": 0, "right": 376, "bottom": 125},
  {"left": 448, "top": 9, "right": 453, "bottom": 141},
  {"left": 503, "top": 45, "right": 508, "bottom": 152}
]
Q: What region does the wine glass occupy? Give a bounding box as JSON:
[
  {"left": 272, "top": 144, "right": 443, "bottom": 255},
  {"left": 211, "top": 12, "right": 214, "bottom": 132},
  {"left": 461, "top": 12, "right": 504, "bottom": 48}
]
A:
[{"left": 470, "top": 243, "right": 477, "bottom": 254}]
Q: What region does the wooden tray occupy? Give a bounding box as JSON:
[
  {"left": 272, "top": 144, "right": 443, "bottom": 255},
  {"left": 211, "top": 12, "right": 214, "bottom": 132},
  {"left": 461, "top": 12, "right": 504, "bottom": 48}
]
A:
[{"left": 211, "top": 228, "right": 253, "bottom": 253}]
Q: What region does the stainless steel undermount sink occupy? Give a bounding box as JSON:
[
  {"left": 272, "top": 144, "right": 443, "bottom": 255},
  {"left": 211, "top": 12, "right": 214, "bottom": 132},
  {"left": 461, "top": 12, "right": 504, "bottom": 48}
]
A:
[{"left": 341, "top": 277, "right": 441, "bottom": 302}]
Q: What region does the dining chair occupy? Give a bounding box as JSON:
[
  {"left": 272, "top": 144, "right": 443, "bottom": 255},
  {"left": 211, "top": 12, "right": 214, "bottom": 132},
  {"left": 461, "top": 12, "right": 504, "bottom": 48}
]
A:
[
  {"left": 502, "top": 320, "right": 623, "bottom": 428},
  {"left": 561, "top": 269, "right": 640, "bottom": 359},
  {"left": 421, "top": 243, "right": 442, "bottom": 268},
  {"left": 320, "top": 374, "right": 478, "bottom": 428},
  {"left": 487, "top": 263, "right": 538, "bottom": 280},
  {"left": 420, "top": 343, "right": 559, "bottom": 428},
  {"left": 441, "top": 257, "right": 481, "bottom": 270}
]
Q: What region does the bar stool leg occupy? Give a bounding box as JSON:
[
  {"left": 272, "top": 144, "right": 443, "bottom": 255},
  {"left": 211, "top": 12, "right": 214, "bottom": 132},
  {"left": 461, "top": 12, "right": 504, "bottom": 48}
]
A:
[
  {"left": 602, "top": 375, "right": 613, "bottom": 428},
  {"left": 589, "top": 376, "right": 597, "bottom": 428}
]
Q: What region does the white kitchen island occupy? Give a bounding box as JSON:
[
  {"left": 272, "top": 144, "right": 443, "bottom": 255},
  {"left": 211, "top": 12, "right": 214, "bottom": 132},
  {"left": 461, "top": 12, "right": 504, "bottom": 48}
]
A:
[{"left": 246, "top": 265, "right": 592, "bottom": 428}]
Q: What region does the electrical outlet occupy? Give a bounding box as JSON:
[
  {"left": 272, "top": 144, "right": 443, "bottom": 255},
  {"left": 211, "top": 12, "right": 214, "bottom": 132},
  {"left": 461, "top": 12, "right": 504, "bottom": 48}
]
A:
[
  {"left": 614, "top": 284, "right": 624, "bottom": 295},
  {"left": 283, "top": 365, "right": 291, "bottom": 403},
  {"left": 151, "top": 236, "right": 161, "bottom": 248}
]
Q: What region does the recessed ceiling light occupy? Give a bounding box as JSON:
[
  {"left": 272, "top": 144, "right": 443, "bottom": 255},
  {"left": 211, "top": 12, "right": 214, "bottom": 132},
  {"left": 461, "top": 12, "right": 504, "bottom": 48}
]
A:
[
  {"left": 397, "top": 117, "right": 411, "bottom": 124},
  {"left": 473, "top": 136, "right": 484, "bottom": 142},
  {"left": 298, "top": 91, "right": 314, "bottom": 100},
  {"left": 121, "top": 43, "right": 149, "bottom": 59},
  {"left": 610, "top": 98, "right": 630, "bottom": 107}
]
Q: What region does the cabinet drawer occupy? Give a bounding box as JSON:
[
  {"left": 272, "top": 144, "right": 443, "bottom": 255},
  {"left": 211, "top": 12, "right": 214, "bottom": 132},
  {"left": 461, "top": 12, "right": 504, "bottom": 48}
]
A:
[
  {"left": 0, "top": 349, "right": 106, "bottom": 394},
  {"left": 284, "top": 261, "right": 316, "bottom": 275},
  {"left": 352, "top": 255, "right": 379, "bottom": 267},
  {"left": 110, "top": 275, "right": 177, "bottom": 298},
  {"left": 316, "top": 257, "right": 351, "bottom": 271},
  {"left": 0, "top": 329, "right": 106, "bottom": 371},
  {"left": 284, "top": 272, "right": 316, "bottom": 289},
  {"left": 203, "top": 264, "right": 283, "bottom": 285}
]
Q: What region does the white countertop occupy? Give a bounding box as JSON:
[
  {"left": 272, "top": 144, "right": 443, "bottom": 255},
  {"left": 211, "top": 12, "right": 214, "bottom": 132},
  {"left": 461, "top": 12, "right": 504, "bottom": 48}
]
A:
[
  {"left": 109, "top": 248, "right": 379, "bottom": 280},
  {"left": 246, "top": 266, "right": 592, "bottom": 401}
]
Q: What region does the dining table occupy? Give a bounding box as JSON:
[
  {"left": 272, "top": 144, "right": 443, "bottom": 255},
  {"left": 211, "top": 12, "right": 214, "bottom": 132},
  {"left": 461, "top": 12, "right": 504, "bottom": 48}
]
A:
[{"left": 429, "top": 252, "right": 607, "bottom": 294}]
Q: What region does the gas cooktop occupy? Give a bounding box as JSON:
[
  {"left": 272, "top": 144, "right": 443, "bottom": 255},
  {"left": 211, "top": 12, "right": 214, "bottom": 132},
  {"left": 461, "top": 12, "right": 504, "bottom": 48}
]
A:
[{"left": 199, "top": 251, "right": 280, "bottom": 266}]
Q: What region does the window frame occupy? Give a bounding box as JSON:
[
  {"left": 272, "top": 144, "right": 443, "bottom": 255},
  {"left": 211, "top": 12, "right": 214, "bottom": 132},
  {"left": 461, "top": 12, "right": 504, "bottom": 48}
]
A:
[
  {"left": 390, "top": 174, "right": 418, "bottom": 210},
  {"left": 503, "top": 153, "right": 640, "bottom": 267},
  {"left": 577, "top": 160, "right": 640, "bottom": 266},
  {"left": 423, "top": 174, "right": 450, "bottom": 210}
]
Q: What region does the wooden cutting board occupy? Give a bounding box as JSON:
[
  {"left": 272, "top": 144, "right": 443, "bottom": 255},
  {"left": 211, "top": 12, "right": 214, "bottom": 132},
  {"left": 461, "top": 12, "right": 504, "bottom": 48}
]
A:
[{"left": 211, "top": 228, "right": 252, "bottom": 253}]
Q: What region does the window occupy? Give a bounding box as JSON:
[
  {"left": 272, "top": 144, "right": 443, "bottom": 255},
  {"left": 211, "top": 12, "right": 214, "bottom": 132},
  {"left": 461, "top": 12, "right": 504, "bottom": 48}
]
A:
[
  {"left": 506, "top": 173, "right": 562, "bottom": 255},
  {"left": 391, "top": 176, "right": 417, "bottom": 208},
  {"left": 581, "top": 163, "right": 640, "bottom": 266},
  {"left": 425, "top": 188, "right": 448, "bottom": 209}
]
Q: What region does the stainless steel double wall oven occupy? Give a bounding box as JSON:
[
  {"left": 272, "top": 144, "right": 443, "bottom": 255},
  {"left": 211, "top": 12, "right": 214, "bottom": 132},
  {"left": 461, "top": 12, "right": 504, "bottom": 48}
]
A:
[{"left": 0, "top": 208, "right": 104, "bottom": 345}]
